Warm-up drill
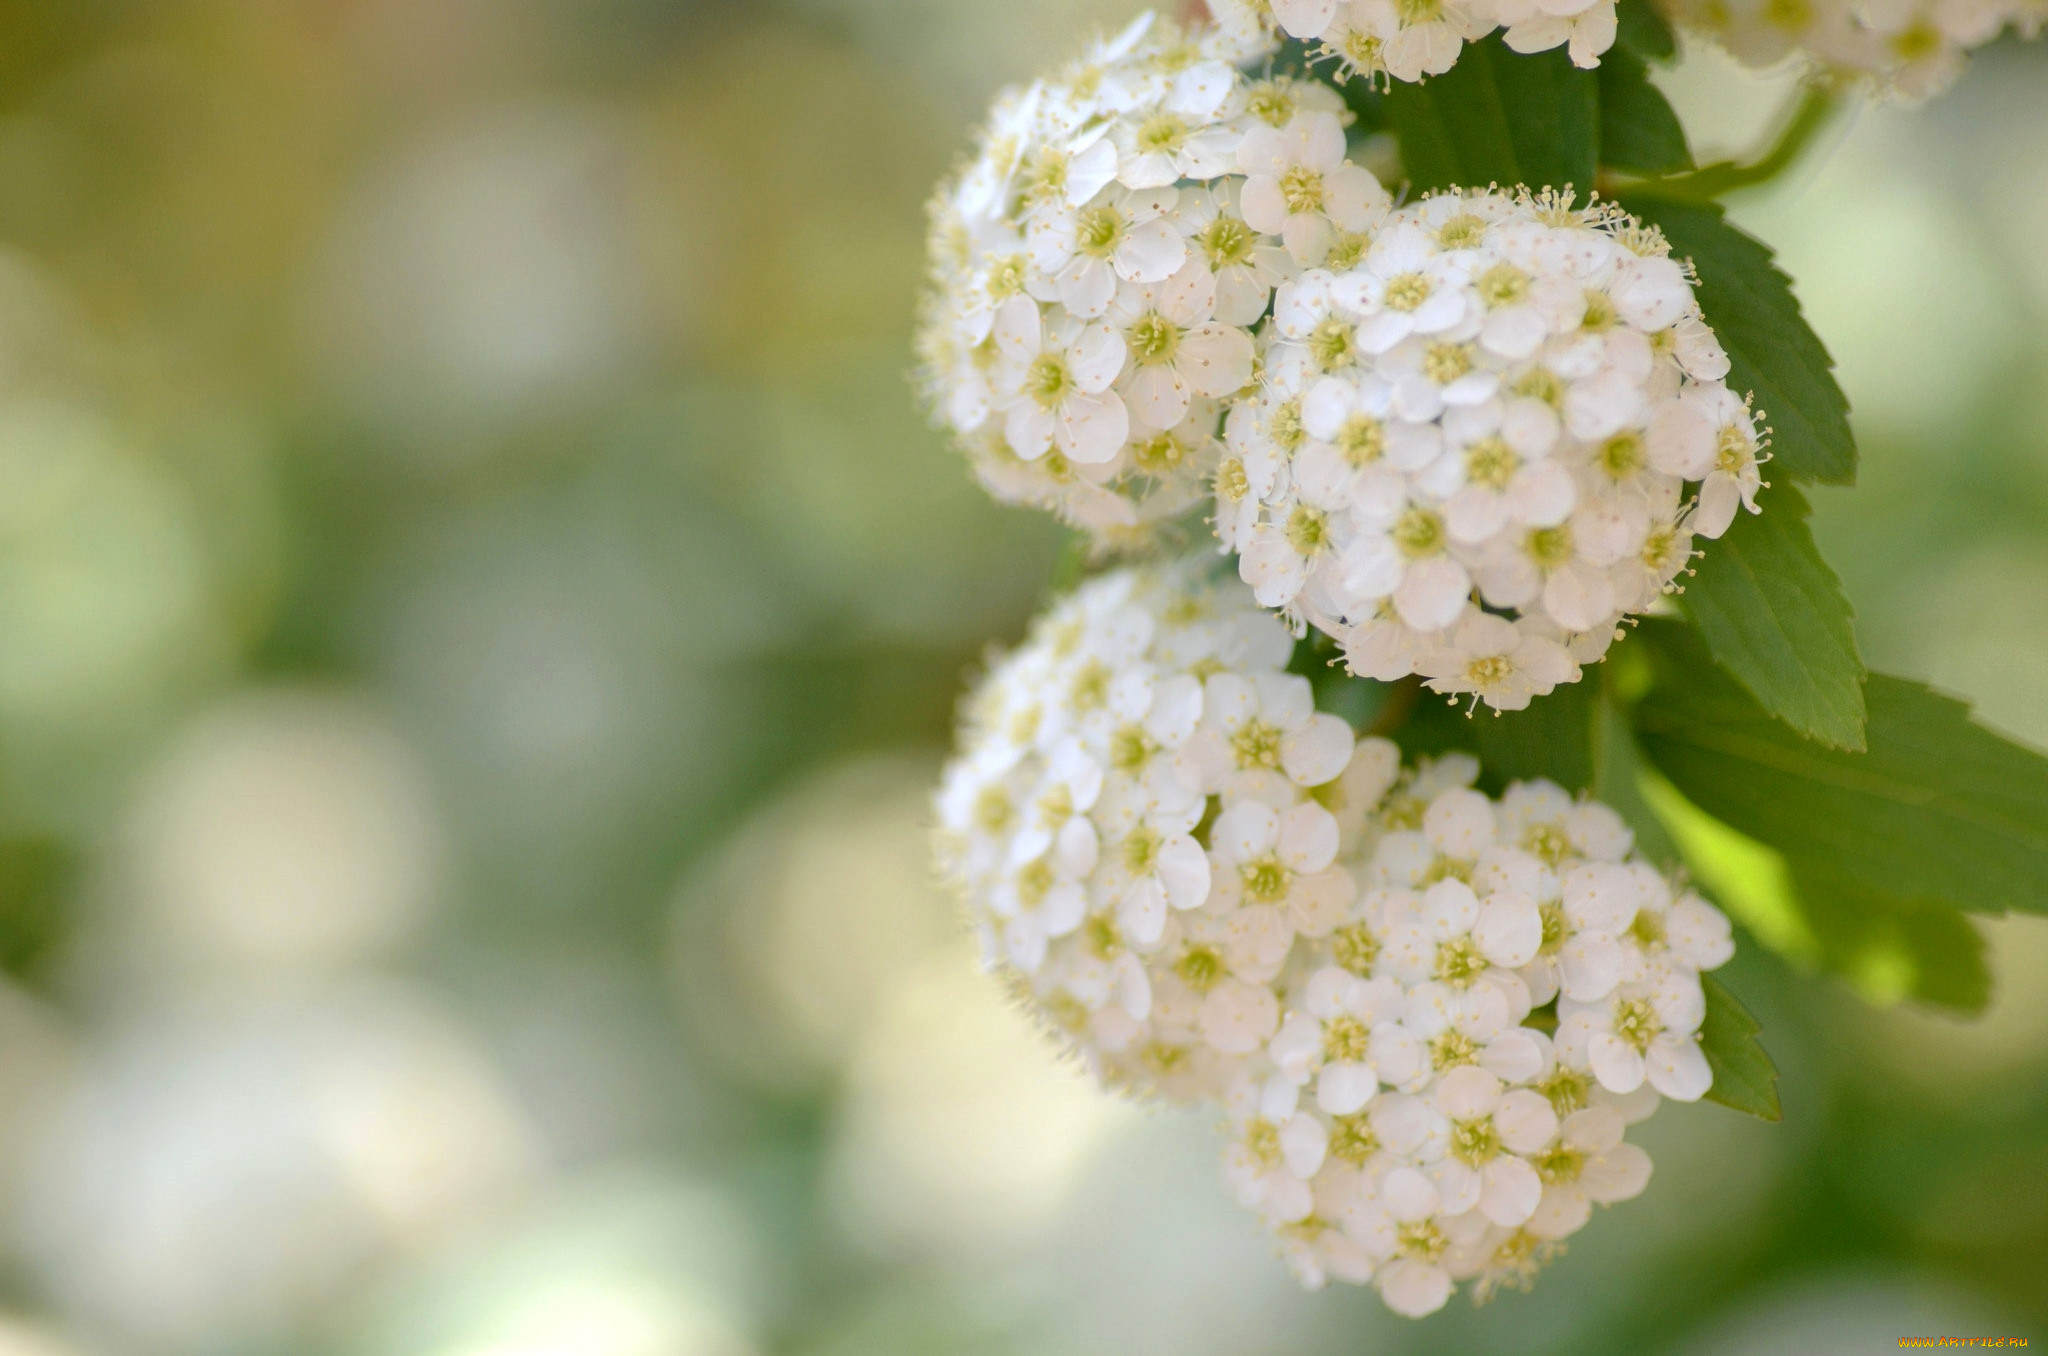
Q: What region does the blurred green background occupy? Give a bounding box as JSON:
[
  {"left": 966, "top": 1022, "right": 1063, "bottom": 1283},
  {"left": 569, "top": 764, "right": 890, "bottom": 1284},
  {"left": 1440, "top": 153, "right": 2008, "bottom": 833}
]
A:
[{"left": 0, "top": 2, "right": 2041, "bottom": 1353}]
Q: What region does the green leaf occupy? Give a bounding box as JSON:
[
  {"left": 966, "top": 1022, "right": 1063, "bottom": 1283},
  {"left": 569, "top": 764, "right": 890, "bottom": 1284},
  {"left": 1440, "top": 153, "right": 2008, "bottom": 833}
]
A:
[
  {"left": 1593, "top": 692, "right": 1684, "bottom": 868},
  {"left": 1790, "top": 860, "right": 1992, "bottom": 1015},
  {"left": 1680, "top": 482, "right": 1866, "bottom": 750},
  {"left": 1631, "top": 619, "right": 2048, "bottom": 918},
  {"left": 1384, "top": 38, "right": 1597, "bottom": 195},
  {"left": 1597, "top": 46, "right": 1692, "bottom": 175},
  {"left": 1619, "top": 197, "right": 1857, "bottom": 486},
  {"left": 1640, "top": 769, "right": 1818, "bottom": 960},
  {"left": 1615, "top": 0, "right": 1678, "bottom": 62},
  {"left": 1470, "top": 673, "right": 1599, "bottom": 792},
  {"left": 1643, "top": 771, "right": 1990, "bottom": 1014},
  {"left": 1699, "top": 973, "right": 1782, "bottom": 1120}
]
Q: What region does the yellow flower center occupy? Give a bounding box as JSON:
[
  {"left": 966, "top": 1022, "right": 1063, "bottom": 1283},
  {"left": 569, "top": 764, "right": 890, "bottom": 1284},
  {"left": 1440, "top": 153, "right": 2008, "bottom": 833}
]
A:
[
  {"left": 1435, "top": 935, "right": 1487, "bottom": 987},
  {"left": 1393, "top": 507, "right": 1446, "bottom": 559},
  {"left": 1423, "top": 341, "right": 1473, "bottom": 385},
  {"left": 1176, "top": 943, "right": 1226, "bottom": 993},
  {"left": 1614, "top": 996, "right": 1663, "bottom": 1052},
  {"left": 1128, "top": 313, "right": 1181, "bottom": 366},
  {"left": 1332, "top": 923, "right": 1378, "bottom": 976},
  {"left": 1027, "top": 353, "right": 1074, "bottom": 406},
  {"left": 1537, "top": 1066, "right": 1591, "bottom": 1116},
  {"left": 1328, "top": 1113, "right": 1380, "bottom": 1165},
  {"left": 1240, "top": 853, "right": 1292, "bottom": 904},
  {"left": 1450, "top": 1116, "right": 1502, "bottom": 1166},
  {"left": 1077, "top": 204, "right": 1125, "bottom": 257},
  {"left": 1477, "top": 262, "right": 1531, "bottom": 307},
  {"left": 1216, "top": 457, "right": 1250, "bottom": 504},
  {"left": 1465, "top": 436, "right": 1517, "bottom": 489},
  {"left": 1286, "top": 505, "right": 1329, "bottom": 556},
  {"left": 1384, "top": 272, "right": 1433, "bottom": 312},
  {"left": 1201, "top": 215, "right": 1257, "bottom": 270},
  {"left": 1136, "top": 112, "right": 1188, "bottom": 154},
  {"left": 1311, "top": 317, "right": 1356, "bottom": 373},
  {"left": 1436, "top": 213, "right": 1488, "bottom": 250},
  {"left": 1431, "top": 1028, "right": 1479, "bottom": 1070},
  {"left": 1397, "top": 1218, "right": 1448, "bottom": 1261},
  {"left": 1231, "top": 718, "right": 1285, "bottom": 770},
  {"left": 1528, "top": 524, "right": 1575, "bottom": 571},
  {"left": 1323, "top": 1015, "right": 1372, "bottom": 1064},
  {"left": 1279, "top": 165, "right": 1326, "bottom": 215},
  {"left": 1466, "top": 654, "right": 1513, "bottom": 688},
  {"left": 1340, "top": 415, "right": 1386, "bottom": 466},
  {"left": 1599, "top": 432, "right": 1646, "bottom": 480}
]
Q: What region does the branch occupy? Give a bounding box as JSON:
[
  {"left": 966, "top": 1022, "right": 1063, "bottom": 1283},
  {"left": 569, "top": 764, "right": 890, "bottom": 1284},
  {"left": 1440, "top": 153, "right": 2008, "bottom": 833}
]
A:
[{"left": 1607, "top": 82, "right": 1848, "bottom": 203}]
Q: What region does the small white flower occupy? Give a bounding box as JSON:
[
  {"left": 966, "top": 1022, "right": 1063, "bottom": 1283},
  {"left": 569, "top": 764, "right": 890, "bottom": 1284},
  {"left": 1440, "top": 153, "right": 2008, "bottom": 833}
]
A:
[
  {"left": 1344, "top": 0, "right": 1493, "bottom": 83},
  {"left": 1435, "top": 418, "right": 1576, "bottom": 546},
  {"left": 1106, "top": 261, "right": 1257, "bottom": 432},
  {"left": 1559, "top": 975, "right": 1713, "bottom": 1101},
  {"left": 993, "top": 297, "right": 1131, "bottom": 465},
  {"left": 1223, "top": 1077, "right": 1330, "bottom": 1222},
  {"left": 1206, "top": 798, "right": 1358, "bottom": 939},
  {"left": 1238, "top": 111, "right": 1390, "bottom": 265},
  {"left": 1470, "top": 515, "right": 1621, "bottom": 633},
  {"left": 1332, "top": 220, "right": 1479, "bottom": 354},
  {"left": 1181, "top": 179, "right": 1299, "bottom": 326},
  {"left": 1271, "top": 965, "right": 1410, "bottom": 1113},
  {"left": 1350, "top": 1163, "right": 1458, "bottom": 1316},
  {"left": 1418, "top": 609, "right": 1578, "bottom": 712},
  {"left": 1110, "top": 65, "right": 1248, "bottom": 189},
  {"left": 1176, "top": 671, "right": 1358, "bottom": 806},
  {"left": 1609, "top": 863, "right": 1738, "bottom": 977},
  {"left": 1095, "top": 799, "right": 1212, "bottom": 946},
  {"left": 1430, "top": 1066, "right": 1558, "bottom": 1227},
  {"left": 1239, "top": 442, "right": 1354, "bottom": 609},
  {"left": 1383, "top": 878, "right": 1542, "bottom": 1040},
  {"left": 1646, "top": 382, "right": 1767, "bottom": 539},
  {"left": 1523, "top": 1104, "right": 1653, "bottom": 1241},
  {"left": 1028, "top": 184, "right": 1190, "bottom": 317},
  {"left": 1336, "top": 498, "right": 1474, "bottom": 633}
]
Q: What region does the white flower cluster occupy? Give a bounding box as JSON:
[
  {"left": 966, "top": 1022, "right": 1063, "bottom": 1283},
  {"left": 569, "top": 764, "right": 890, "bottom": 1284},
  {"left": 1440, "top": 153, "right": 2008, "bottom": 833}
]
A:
[
  {"left": 934, "top": 565, "right": 1737, "bottom": 1315},
  {"left": 1215, "top": 0, "right": 1620, "bottom": 82},
  {"left": 1658, "top": 0, "right": 2047, "bottom": 99},
  {"left": 1232, "top": 188, "right": 1762, "bottom": 711},
  {"left": 921, "top": 18, "right": 1768, "bottom": 710},
  {"left": 917, "top": 12, "right": 1389, "bottom": 542},
  {"left": 934, "top": 562, "right": 1369, "bottom": 1099},
  {"left": 1240, "top": 767, "right": 1736, "bottom": 1312}
]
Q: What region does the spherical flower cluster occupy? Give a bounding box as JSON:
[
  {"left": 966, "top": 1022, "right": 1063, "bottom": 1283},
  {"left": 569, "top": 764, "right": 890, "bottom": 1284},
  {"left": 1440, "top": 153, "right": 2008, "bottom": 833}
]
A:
[
  {"left": 934, "top": 563, "right": 1378, "bottom": 1101},
  {"left": 934, "top": 566, "right": 1737, "bottom": 1315},
  {"left": 1228, "top": 187, "right": 1764, "bottom": 709},
  {"left": 1214, "top": 0, "right": 1620, "bottom": 82},
  {"left": 916, "top": 11, "right": 1392, "bottom": 541},
  {"left": 1224, "top": 769, "right": 1734, "bottom": 1312},
  {"left": 1658, "top": 0, "right": 2047, "bottom": 100}
]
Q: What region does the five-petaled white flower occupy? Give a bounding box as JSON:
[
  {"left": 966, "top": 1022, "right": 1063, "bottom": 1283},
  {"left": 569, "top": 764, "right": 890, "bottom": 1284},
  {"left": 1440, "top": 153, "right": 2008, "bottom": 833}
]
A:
[
  {"left": 993, "top": 297, "right": 1130, "bottom": 465},
  {"left": 1238, "top": 111, "right": 1390, "bottom": 265},
  {"left": 1107, "top": 260, "right": 1258, "bottom": 432}
]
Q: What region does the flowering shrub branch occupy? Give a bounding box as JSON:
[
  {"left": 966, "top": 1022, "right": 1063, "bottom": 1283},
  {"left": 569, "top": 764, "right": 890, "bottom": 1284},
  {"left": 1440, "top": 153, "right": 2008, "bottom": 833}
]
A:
[{"left": 914, "top": 0, "right": 2048, "bottom": 1319}]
